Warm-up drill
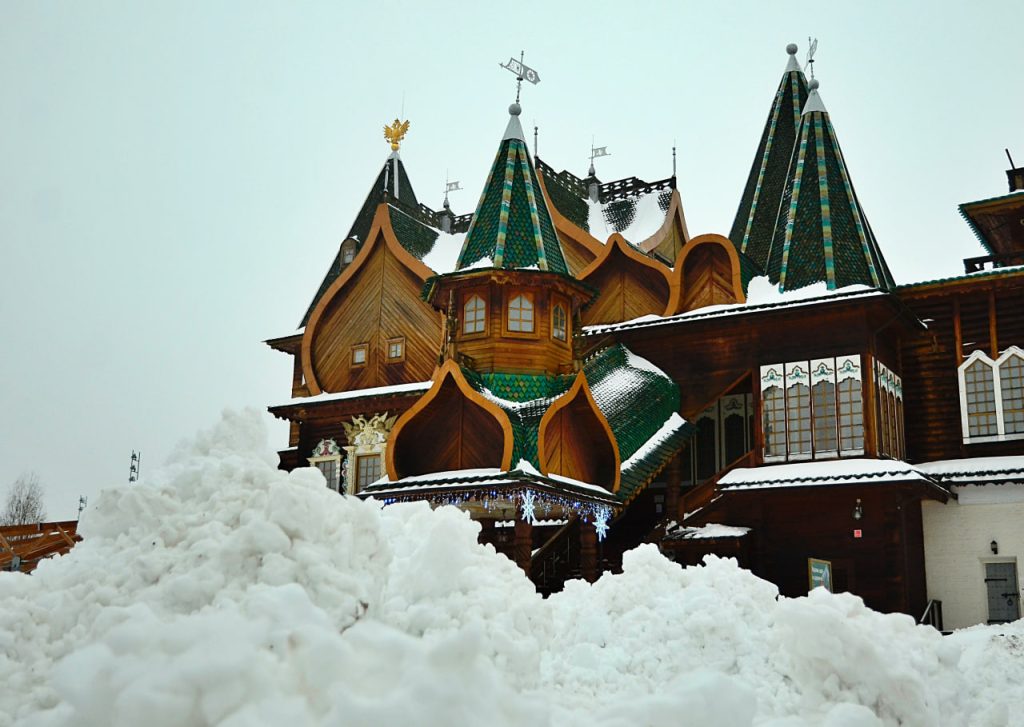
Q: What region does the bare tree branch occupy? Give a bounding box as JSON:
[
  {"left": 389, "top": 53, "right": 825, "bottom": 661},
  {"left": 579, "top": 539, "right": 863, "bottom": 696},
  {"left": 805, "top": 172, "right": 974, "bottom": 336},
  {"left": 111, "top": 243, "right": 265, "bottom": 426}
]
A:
[{"left": 1, "top": 472, "right": 47, "bottom": 526}]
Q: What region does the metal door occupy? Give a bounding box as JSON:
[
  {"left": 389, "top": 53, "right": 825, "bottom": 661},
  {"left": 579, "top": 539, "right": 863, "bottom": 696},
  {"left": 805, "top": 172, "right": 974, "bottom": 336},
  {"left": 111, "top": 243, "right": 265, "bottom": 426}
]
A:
[{"left": 985, "top": 562, "right": 1021, "bottom": 624}]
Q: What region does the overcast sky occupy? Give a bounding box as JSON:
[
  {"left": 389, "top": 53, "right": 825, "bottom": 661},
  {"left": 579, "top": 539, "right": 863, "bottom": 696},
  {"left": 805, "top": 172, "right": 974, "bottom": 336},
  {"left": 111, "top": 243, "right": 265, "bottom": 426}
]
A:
[{"left": 2, "top": 1, "right": 1022, "bottom": 520}]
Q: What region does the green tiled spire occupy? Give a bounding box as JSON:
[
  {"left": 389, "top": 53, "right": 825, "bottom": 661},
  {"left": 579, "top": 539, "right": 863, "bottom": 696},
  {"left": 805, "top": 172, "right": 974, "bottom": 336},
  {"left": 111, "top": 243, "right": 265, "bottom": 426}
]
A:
[
  {"left": 456, "top": 105, "right": 568, "bottom": 273},
  {"left": 728, "top": 44, "right": 809, "bottom": 272},
  {"left": 765, "top": 80, "right": 895, "bottom": 292}
]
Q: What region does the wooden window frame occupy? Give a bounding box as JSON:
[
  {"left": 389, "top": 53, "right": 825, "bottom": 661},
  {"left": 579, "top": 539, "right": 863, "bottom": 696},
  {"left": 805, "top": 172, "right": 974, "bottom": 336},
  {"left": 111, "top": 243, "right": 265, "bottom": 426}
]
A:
[
  {"left": 461, "top": 289, "right": 488, "bottom": 339},
  {"left": 385, "top": 336, "right": 406, "bottom": 363},
  {"left": 959, "top": 346, "right": 1024, "bottom": 444},
  {"left": 351, "top": 343, "right": 368, "bottom": 368},
  {"left": 503, "top": 289, "right": 538, "bottom": 339},
  {"left": 551, "top": 295, "right": 569, "bottom": 345},
  {"left": 341, "top": 240, "right": 356, "bottom": 265},
  {"left": 355, "top": 453, "right": 383, "bottom": 490}
]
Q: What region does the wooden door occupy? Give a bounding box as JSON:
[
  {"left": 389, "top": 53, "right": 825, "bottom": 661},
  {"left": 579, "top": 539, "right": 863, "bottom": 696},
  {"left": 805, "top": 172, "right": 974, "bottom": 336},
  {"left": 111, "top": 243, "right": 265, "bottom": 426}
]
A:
[{"left": 985, "top": 562, "right": 1021, "bottom": 624}]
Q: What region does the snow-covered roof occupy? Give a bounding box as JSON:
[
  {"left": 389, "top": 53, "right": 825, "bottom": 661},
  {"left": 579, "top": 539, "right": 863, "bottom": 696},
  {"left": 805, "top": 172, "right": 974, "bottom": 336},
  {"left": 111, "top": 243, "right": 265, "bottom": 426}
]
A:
[
  {"left": 719, "top": 458, "right": 934, "bottom": 491},
  {"left": 663, "top": 522, "right": 751, "bottom": 541},
  {"left": 273, "top": 381, "right": 432, "bottom": 409},
  {"left": 916, "top": 456, "right": 1024, "bottom": 485},
  {"left": 587, "top": 193, "right": 669, "bottom": 245},
  {"left": 584, "top": 281, "right": 886, "bottom": 336},
  {"left": 421, "top": 230, "right": 467, "bottom": 274}
]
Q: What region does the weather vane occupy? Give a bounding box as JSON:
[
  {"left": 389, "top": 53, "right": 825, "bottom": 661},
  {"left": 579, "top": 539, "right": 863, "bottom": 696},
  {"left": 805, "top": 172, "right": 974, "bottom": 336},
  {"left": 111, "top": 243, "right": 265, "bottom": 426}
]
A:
[
  {"left": 499, "top": 51, "right": 541, "bottom": 104},
  {"left": 806, "top": 37, "right": 818, "bottom": 80},
  {"left": 383, "top": 118, "right": 410, "bottom": 152},
  {"left": 443, "top": 173, "right": 462, "bottom": 207}
]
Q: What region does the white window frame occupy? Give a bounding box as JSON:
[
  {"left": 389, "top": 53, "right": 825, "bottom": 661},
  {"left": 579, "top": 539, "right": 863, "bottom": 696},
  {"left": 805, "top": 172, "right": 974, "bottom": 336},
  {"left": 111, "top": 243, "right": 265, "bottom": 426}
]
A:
[
  {"left": 761, "top": 355, "right": 864, "bottom": 463},
  {"left": 959, "top": 345, "right": 1024, "bottom": 444},
  {"left": 308, "top": 439, "right": 343, "bottom": 492}
]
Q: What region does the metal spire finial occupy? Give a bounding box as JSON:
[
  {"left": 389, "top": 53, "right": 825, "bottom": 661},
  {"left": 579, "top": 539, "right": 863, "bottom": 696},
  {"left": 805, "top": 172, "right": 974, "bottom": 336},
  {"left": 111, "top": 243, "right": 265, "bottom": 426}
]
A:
[
  {"left": 500, "top": 51, "right": 541, "bottom": 105},
  {"left": 806, "top": 37, "right": 818, "bottom": 80}
]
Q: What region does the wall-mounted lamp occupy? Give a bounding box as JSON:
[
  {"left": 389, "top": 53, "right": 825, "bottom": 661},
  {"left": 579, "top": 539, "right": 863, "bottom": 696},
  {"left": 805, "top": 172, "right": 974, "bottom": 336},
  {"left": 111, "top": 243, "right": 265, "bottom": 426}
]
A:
[
  {"left": 991, "top": 540, "right": 999, "bottom": 555},
  {"left": 853, "top": 498, "right": 863, "bottom": 521}
]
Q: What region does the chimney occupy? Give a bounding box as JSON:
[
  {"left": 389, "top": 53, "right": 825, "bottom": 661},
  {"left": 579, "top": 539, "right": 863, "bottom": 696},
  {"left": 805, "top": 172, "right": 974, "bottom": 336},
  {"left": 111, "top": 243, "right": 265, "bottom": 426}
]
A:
[{"left": 1006, "top": 149, "right": 1024, "bottom": 192}]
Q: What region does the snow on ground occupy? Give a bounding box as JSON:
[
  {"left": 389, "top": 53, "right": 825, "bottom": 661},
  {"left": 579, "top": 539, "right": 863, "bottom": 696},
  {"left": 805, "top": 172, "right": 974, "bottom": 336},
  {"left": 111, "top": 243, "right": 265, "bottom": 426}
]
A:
[{"left": 2, "top": 410, "right": 1023, "bottom": 726}]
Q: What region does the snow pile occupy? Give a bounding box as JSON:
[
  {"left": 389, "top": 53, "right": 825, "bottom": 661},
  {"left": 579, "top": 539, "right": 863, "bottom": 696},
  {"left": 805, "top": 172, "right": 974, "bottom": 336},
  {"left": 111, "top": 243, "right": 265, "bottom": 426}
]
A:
[{"left": 2, "top": 410, "right": 1023, "bottom": 726}]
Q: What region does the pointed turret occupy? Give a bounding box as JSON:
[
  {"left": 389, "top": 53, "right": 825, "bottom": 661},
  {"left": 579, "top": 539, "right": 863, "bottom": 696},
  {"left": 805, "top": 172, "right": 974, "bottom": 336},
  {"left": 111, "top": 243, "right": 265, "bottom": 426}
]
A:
[
  {"left": 456, "top": 103, "right": 568, "bottom": 273},
  {"left": 729, "top": 44, "right": 809, "bottom": 271},
  {"left": 765, "top": 79, "right": 895, "bottom": 291}
]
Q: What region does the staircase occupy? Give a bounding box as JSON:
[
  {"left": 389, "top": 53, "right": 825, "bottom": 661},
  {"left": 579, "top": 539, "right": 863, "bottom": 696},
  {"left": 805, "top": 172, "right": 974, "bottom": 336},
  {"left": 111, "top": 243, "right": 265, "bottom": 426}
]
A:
[{"left": 531, "top": 518, "right": 581, "bottom": 596}]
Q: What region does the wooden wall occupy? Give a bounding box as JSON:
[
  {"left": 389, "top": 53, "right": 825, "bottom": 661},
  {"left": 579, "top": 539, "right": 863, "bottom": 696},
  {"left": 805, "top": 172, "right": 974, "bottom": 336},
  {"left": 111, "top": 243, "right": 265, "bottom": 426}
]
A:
[
  {"left": 540, "top": 393, "right": 617, "bottom": 489},
  {"left": 309, "top": 242, "right": 442, "bottom": 392},
  {"left": 899, "top": 276, "right": 1024, "bottom": 462},
  {"left": 679, "top": 243, "right": 740, "bottom": 312},
  {"left": 684, "top": 484, "right": 931, "bottom": 616},
  {"left": 454, "top": 282, "right": 575, "bottom": 375},
  {"left": 391, "top": 377, "right": 505, "bottom": 477},
  {"left": 580, "top": 246, "right": 671, "bottom": 326}
]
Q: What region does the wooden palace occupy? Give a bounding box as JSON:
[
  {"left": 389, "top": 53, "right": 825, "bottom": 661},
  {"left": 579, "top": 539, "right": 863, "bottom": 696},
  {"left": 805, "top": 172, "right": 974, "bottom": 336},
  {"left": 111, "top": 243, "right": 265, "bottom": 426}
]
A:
[{"left": 266, "top": 45, "right": 1024, "bottom": 624}]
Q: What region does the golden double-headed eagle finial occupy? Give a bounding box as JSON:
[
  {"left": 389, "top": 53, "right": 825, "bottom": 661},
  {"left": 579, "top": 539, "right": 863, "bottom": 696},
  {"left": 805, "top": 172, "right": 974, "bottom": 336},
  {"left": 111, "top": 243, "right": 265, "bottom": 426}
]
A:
[{"left": 383, "top": 118, "right": 410, "bottom": 152}]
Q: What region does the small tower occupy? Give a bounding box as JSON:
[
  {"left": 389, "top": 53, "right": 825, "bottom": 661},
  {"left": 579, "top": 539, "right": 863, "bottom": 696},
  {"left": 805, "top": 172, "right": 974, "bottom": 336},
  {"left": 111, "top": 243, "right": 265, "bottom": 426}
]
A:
[
  {"left": 729, "top": 43, "right": 810, "bottom": 271},
  {"left": 765, "top": 79, "right": 895, "bottom": 291},
  {"left": 424, "top": 102, "right": 592, "bottom": 375}
]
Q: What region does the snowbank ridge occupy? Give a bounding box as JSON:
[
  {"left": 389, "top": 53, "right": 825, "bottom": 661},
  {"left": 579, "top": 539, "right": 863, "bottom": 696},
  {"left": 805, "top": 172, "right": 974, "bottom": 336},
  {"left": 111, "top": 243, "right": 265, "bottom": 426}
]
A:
[{"left": 1, "top": 409, "right": 1021, "bottom": 726}]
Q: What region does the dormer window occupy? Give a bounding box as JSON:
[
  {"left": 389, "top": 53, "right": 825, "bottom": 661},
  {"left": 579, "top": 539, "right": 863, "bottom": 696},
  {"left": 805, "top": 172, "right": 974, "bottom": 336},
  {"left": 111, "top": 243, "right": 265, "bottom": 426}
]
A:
[
  {"left": 508, "top": 293, "right": 534, "bottom": 333},
  {"left": 463, "top": 294, "right": 486, "bottom": 335},
  {"left": 341, "top": 240, "right": 356, "bottom": 265},
  {"left": 351, "top": 344, "right": 368, "bottom": 367},
  {"left": 386, "top": 337, "right": 405, "bottom": 362},
  {"left": 552, "top": 302, "right": 568, "bottom": 342}
]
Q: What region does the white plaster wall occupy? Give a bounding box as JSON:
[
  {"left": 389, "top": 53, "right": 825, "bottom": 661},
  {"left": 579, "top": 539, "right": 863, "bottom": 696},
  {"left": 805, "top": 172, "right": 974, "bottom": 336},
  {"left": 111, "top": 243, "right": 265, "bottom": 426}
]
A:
[{"left": 922, "top": 485, "right": 1024, "bottom": 630}]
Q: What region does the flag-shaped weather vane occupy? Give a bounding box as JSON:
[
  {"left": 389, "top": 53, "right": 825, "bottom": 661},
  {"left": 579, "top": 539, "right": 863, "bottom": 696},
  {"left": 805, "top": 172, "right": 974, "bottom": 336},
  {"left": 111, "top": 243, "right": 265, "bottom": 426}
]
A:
[{"left": 500, "top": 51, "right": 541, "bottom": 104}]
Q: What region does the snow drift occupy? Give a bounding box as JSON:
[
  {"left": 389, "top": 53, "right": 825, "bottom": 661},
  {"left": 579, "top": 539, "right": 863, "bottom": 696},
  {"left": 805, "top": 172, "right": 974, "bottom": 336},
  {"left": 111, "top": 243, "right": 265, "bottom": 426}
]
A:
[{"left": 1, "top": 410, "right": 1022, "bottom": 726}]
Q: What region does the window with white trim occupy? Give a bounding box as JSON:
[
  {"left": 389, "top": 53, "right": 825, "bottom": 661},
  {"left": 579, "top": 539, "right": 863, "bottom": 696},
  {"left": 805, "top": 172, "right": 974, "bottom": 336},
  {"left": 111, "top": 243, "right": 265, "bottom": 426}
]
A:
[
  {"left": 356, "top": 454, "right": 382, "bottom": 489},
  {"left": 875, "top": 361, "right": 905, "bottom": 459},
  {"left": 507, "top": 293, "right": 534, "bottom": 333},
  {"left": 959, "top": 346, "right": 1024, "bottom": 443},
  {"left": 463, "top": 294, "right": 486, "bottom": 335},
  {"left": 308, "top": 439, "right": 343, "bottom": 492},
  {"left": 761, "top": 355, "right": 864, "bottom": 462}
]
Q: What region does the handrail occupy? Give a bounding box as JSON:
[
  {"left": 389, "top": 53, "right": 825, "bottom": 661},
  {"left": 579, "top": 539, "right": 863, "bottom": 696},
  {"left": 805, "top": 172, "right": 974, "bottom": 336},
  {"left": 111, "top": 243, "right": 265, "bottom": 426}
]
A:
[
  {"left": 678, "top": 450, "right": 755, "bottom": 518},
  {"left": 532, "top": 517, "right": 577, "bottom": 563},
  {"left": 919, "top": 599, "right": 944, "bottom": 631}
]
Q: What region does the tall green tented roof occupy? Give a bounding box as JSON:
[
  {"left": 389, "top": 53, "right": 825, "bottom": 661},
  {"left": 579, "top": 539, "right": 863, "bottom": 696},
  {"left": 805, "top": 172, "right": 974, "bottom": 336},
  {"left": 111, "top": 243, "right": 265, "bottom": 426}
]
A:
[
  {"left": 765, "top": 81, "right": 895, "bottom": 292},
  {"left": 300, "top": 154, "right": 420, "bottom": 326},
  {"left": 456, "top": 107, "right": 568, "bottom": 273},
  {"left": 729, "top": 45, "right": 809, "bottom": 273}
]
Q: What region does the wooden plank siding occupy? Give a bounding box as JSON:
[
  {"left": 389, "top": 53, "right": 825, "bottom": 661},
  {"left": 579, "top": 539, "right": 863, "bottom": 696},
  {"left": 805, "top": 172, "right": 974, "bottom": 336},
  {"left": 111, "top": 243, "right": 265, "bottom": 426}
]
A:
[
  {"left": 679, "top": 243, "right": 739, "bottom": 311},
  {"left": 579, "top": 247, "right": 672, "bottom": 326},
  {"left": 310, "top": 242, "right": 442, "bottom": 392},
  {"left": 899, "top": 277, "right": 1024, "bottom": 462}
]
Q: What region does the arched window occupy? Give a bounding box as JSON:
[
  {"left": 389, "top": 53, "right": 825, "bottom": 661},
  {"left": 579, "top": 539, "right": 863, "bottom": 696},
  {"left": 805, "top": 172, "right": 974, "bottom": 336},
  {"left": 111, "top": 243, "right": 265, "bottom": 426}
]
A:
[
  {"left": 1000, "top": 352, "right": 1024, "bottom": 435},
  {"left": 552, "top": 303, "right": 567, "bottom": 341},
  {"left": 463, "top": 294, "right": 486, "bottom": 335},
  {"left": 963, "top": 358, "right": 998, "bottom": 438},
  {"left": 508, "top": 293, "right": 534, "bottom": 333}
]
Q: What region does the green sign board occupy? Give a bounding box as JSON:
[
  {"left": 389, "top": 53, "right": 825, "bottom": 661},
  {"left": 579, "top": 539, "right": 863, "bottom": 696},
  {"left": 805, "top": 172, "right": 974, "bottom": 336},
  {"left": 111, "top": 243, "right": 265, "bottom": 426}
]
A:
[{"left": 808, "top": 558, "right": 832, "bottom": 592}]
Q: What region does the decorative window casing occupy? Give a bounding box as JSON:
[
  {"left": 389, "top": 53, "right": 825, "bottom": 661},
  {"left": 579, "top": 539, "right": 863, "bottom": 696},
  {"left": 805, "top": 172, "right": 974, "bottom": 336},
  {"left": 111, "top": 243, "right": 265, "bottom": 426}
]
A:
[
  {"left": 351, "top": 344, "right": 368, "bottom": 367},
  {"left": 507, "top": 293, "right": 535, "bottom": 333},
  {"left": 875, "top": 361, "right": 905, "bottom": 459},
  {"left": 761, "top": 355, "right": 864, "bottom": 463},
  {"left": 463, "top": 294, "right": 486, "bottom": 335},
  {"left": 308, "top": 439, "right": 343, "bottom": 492},
  {"left": 552, "top": 302, "right": 568, "bottom": 342},
  {"left": 386, "top": 337, "right": 405, "bottom": 362},
  {"left": 959, "top": 346, "right": 1024, "bottom": 443},
  {"left": 341, "top": 412, "right": 397, "bottom": 494}
]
